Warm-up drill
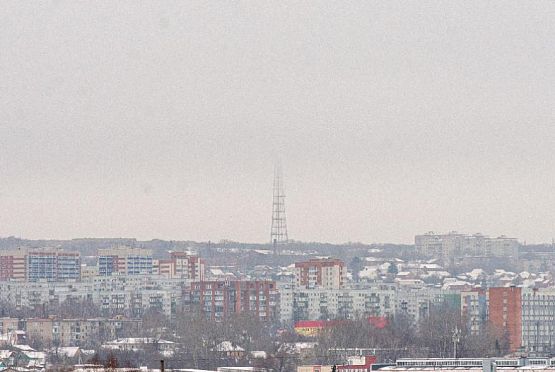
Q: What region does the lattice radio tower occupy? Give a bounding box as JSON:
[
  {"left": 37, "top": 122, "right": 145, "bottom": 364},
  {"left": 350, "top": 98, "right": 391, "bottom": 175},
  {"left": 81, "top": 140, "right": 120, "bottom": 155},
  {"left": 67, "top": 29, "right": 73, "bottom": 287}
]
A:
[{"left": 271, "top": 163, "right": 288, "bottom": 254}]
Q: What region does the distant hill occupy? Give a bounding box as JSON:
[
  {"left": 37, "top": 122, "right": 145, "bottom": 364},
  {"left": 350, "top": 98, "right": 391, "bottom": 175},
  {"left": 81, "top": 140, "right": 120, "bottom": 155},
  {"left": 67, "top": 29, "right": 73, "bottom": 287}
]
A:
[{"left": 0, "top": 236, "right": 414, "bottom": 260}]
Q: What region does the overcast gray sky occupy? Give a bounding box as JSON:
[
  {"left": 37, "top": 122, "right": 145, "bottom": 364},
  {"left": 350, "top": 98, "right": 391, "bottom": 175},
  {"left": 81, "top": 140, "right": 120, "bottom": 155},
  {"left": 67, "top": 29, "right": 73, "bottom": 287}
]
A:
[{"left": 1, "top": 1, "right": 554, "bottom": 244}]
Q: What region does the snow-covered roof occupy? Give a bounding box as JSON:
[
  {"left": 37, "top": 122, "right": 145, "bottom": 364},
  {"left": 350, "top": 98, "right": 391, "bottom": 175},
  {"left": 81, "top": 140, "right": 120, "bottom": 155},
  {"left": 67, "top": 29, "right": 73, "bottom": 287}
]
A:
[
  {"left": 13, "top": 345, "right": 35, "bottom": 352},
  {"left": 466, "top": 269, "right": 485, "bottom": 280},
  {"left": 23, "top": 351, "right": 45, "bottom": 359},
  {"left": 253, "top": 250, "right": 272, "bottom": 255},
  {"left": 250, "top": 350, "right": 267, "bottom": 359},
  {"left": 442, "top": 280, "right": 472, "bottom": 290},
  {"left": 209, "top": 268, "right": 225, "bottom": 276},
  {"left": 105, "top": 338, "right": 175, "bottom": 345},
  {"left": 519, "top": 271, "right": 531, "bottom": 279},
  {"left": 365, "top": 257, "right": 381, "bottom": 262},
  {"left": 50, "top": 347, "right": 81, "bottom": 358},
  {"left": 423, "top": 271, "right": 451, "bottom": 279},
  {"left": 214, "top": 341, "right": 244, "bottom": 352},
  {"left": 0, "top": 350, "right": 14, "bottom": 359},
  {"left": 279, "top": 342, "right": 317, "bottom": 354},
  {"left": 395, "top": 279, "right": 424, "bottom": 286},
  {"left": 359, "top": 267, "right": 379, "bottom": 279}
]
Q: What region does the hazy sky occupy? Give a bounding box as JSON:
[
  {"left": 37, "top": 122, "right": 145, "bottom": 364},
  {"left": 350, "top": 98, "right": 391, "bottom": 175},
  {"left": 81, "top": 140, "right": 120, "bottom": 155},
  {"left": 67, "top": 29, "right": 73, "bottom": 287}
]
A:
[{"left": 1, "top": 2, "right": 554, "bottom": 244}]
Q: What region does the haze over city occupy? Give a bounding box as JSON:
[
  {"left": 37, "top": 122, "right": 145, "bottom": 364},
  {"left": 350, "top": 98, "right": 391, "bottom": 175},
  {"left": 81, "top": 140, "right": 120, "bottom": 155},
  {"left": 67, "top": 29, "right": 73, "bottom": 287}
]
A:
[
  {"left": 1, "top": 2, "right": 554, "bottom": 244},
  {"left": 4, "top": 3, "right": 555, "bottom": 372}
]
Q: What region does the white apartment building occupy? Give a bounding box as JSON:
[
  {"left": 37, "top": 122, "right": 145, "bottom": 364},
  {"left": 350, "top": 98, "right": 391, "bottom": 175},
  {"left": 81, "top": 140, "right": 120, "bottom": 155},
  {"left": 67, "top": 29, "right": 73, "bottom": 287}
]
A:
[
  {"left": 0, "top": 275, "right": 187, "bottom": 317},
  {"left": 416, "top": 232, "right": 520, "bottom": 265},
  {"left": 279, "top": 283, "right": 455, "bottom": 324},
  {"left": 397, "top": 284, "right": 458, "bottom": 323},
  {"left": 521, "top": 288, "right": 555, "bottom": 353}
]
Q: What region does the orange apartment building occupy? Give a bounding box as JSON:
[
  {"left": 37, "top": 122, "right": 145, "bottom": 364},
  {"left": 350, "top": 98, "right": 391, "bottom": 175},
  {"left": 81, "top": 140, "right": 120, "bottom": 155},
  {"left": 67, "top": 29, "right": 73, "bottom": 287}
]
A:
[
  {"left": 488, "top": 287, "right": 522, "bottom": 352},
  {"left": 294, "top": 258, "right": 345, "bottom": 290}
]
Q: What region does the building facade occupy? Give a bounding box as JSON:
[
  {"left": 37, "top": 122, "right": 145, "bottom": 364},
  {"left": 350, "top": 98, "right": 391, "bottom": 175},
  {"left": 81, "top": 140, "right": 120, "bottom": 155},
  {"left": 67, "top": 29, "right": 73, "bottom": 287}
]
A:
[
  {"left": 153, "top": 252, "right": 205, "bottom": 280},
  {"left": 26, "top": 317, "right": 142, "bottom": 347},
  {"left": 0, "top": 249, "right": 80, "bottom": 282},
  {"left": 0, "top": 318, "right": 20, "bottom": 336},
  {"left": 98, "top": 247, "right": 153, "bottom": 276},
  {"left": 461, "top": 289, "right": 488, "bottom": 335},
  {"left": 520, "top": 288, "right": 555, "bottom": 354},
  {"left": 416, "top": 232, "right": 519, "bottom": 266},
  {"left": 279, "top": 282, "right": 457, "bottom": 325},
  {"left": 295, "top": 258, "right": 345, "bottom": 290},
  {"left": 187, "top": 280, "right": 278, "bottom": 321},
  {"left": 27, "top": 251, "right": 81, "bottom": 282},
  {"left": 0, "top": 250, "right": 26, "bottom": 281},
  {"left": 488, "top": 287, "right": 522, "bottom": 352},
  {"left": 0, "top": 275, "right": 186, "bottom": 317}
]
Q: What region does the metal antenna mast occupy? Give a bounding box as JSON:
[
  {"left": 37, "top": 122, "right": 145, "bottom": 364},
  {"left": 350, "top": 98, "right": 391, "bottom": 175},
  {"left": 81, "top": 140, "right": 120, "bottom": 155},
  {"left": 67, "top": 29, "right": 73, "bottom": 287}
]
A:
[{"left": 271, "top": 163, "right": 288, "bottom": 254}]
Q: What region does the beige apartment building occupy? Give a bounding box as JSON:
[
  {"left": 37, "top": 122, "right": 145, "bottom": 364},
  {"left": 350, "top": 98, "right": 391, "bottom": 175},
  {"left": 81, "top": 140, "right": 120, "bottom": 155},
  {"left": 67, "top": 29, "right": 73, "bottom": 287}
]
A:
[
  {"left": 26, "top": 317, "right": 142, "bottom": 347},
  {"left": 0, "top": 317, "right": 20, "bottom": 335}
]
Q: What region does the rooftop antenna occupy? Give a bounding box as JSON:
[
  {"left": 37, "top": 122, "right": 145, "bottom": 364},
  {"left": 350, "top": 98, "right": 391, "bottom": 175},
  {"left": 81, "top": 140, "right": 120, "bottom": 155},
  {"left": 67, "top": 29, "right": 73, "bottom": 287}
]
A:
[{"left": 271, "top": 162, "right": 288, "bottom": 254}]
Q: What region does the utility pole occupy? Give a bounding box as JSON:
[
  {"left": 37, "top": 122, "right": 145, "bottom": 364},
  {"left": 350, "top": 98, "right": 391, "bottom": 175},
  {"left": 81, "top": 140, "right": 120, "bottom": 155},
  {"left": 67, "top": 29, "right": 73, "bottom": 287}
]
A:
[
  {"left": 452, "top": 326, "right": 461, "bottom": 358},
  {"left": 160, "top": 360, "right": 165, "bottom": 372}
]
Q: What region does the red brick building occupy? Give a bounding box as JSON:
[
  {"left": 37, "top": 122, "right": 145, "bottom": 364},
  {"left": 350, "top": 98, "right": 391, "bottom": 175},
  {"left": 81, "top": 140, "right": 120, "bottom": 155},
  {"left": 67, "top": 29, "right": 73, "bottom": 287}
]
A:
[
  {"left": 488, "top": 287, "right": 522, "bottom": 352},
  {"left": 0, "top": 251, "right": 26, "bottom": 281},
  {"left": 188, "top": 280, "right": 277, "bottom": 321}
]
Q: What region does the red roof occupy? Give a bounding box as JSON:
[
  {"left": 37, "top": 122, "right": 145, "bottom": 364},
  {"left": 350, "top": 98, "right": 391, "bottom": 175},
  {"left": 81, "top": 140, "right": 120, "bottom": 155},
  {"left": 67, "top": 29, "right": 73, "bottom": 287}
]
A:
[
  {"left": 295, "top": 320, "right": 326, "bottom": 328},
  {"left": 294, "top": 320, "right": 344, "bottom": 328},
  {"left": 367, "top": 316, "right": 388, "bottom": 329}
]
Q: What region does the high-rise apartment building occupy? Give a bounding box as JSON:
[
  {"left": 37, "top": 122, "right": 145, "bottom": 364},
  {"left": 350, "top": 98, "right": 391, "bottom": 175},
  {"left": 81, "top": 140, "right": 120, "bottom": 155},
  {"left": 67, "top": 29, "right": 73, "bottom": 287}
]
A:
[
  {"left": 488, "top": 287, "right": 522, "bottom": 352},
  {"left": 98, "top": 247, "right": 153, "bottom": 276},
  {"left": 187, "top": 280, "right": 277, "bottom": 321},
  {"left": 283, "top": 286, "right": 397, "bottom": 323},
  {"left": 0, "top": 249, "right": 80, "bottom": 282},
  {"left": 0, "top": 250, "right": 26, "bottom": 281},
  {"left": 56, "top": 252, "right": 81, "bottom": 281},
  {"left": 173, "top": 252, "right": 204, "bottom": 280},
  {"left": 294, "top": 258, "right": 345, "bottom": 290},
  {"left": 520, "top": 288, "right": 555, "bottom": 354},
  {"left": 461, "top": 288, "right": 488, "bottom": 335},
  {"left": 153, "top": 252, "right": 205, "bottom": 280},
  {"left": 27, "top": 251, "right": 81, "bottom": 282},
  {"left": 280, "top": 282, "right": 457, "bottom": 324},
  {"left": 415, "top": 232, "right": 519, "bottom": 265},
  {"left": 483, "top": 287, "right": 555, "bottom": 354}
]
